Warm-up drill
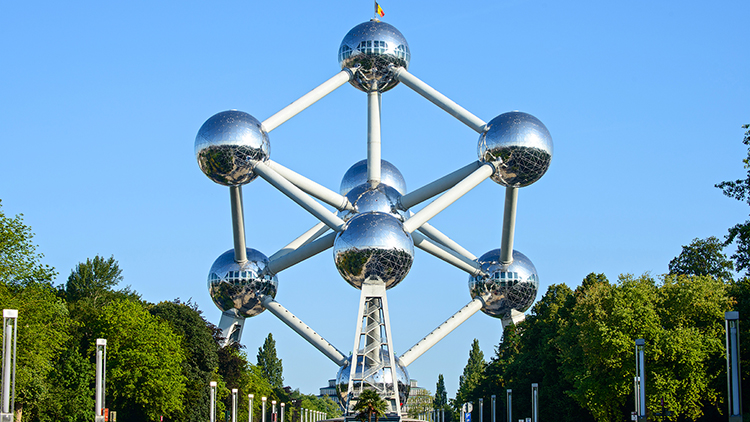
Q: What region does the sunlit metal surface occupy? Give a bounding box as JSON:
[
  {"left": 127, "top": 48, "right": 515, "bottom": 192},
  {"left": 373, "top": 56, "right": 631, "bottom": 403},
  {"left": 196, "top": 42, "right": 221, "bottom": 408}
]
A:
[
  {"left": 338, "top": 183, "right": 405, "bottom": 221},
  {"left": 333, "top": 212, "right": 414, "bottom": 290},
  {"left": 196, "top": 110, "right": 270, "bottom": 186},
  {"left": 208, "top": 248, "right": 278, "bottom": 317},
  {"left": 336, "top": 352, "right": 410, "bottom": 411},
  {"left": 340, "top": 159, "right": 407, "bottom": 196},
  {"left": 339, "top": 20, "right": 410, "bottom": 92},
  {"left": 478, "top": 111, "right": 552, "bottom": 187},
  {"left": 469, "top": 249, "right": 538, "bottom": 318}
]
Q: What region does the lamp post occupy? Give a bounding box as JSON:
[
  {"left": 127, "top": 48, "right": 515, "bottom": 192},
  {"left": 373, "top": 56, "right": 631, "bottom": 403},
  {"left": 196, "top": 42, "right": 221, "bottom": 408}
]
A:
[
  {"left": 506, "top": 390, "right": 512, "bottom": 422},
  {"left": 272, "top": 400, "right": 277, "bottom": 422},
  {"left": 491, "top": 395, "right": 496, "bottom": 422},
  {"left": 210, "top": 382, "right": 217, "bottom": 422},
  {"left": 232, "top": 389, "right": 239, "bottom": 422},
  {"left": 249, "top": 394, "right": 255, "bottom": 422},
  {"left": 635, "top": 339, "right": 646, "bottom": 422},
  {"left": 95, "top": 339, "right": 107, "bottom": 422},
  {"left": 531, "top": 384, "right": 538, "bottom": 422},
  {"left": 281, "top": 402, "right": 285, "bottom": 422},
  {"left": 1, "top": 310, "right": 18, "bottom": 422},
  {"left": 726, "top": 311, "right": 743, "bottom": 422},
  {"left": 262, "top": 397, "right": 267, "bottom": 422}
]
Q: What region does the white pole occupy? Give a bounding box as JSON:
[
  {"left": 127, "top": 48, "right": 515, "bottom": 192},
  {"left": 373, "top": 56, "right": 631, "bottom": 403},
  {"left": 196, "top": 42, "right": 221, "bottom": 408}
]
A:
[
  {"left": 95, "top": 339, "right": 107, "bottom": 417},
  {"left": 249, "top": 394, "right": 254, "bottom": 422},
  {"left": 491, "top": 395, "right": 496, "bottom": 422},
  {"left": 266, "top": 232, "right": 336, "bottom": 275},
  {"left": 367, "top": 90, "right": 382, "bottom": 188},
  {"left": 398, "top": 161, "right": 482, "bottom": 210},
  {"left": 500, "top": 187, "right": 518, "bottom": 265},
  {"left": 281, "top": 403, "right": 285, "bottom": 422},
  {"left": 232, "top": 389, "right": 239, "bottom": 422},
  {"left": 262, "top": 397, "right": 267, "bottom": 422},
  {"left": 230, "top": 186, "right": 248, "bottom": 263},
  {"left": 531, "top": 384, "right": 538, "bottom": 422},
  {"left": 506, "top": 390, "right": 512, "bottom": 422},
  {"left": 1, "top": 310, "right": 18, "bottom": 417},
  {"left": 411, "top": 232, "right": 483, "bottom": 276},
  {"left": 272, "top": 400, "right": 277, "bottom": 422},
  {"left": 210, "top": 382, "right": 217, "bottom": 422},
  {"left": 265, "top": 161, "right": 354, "bottom": 212}
]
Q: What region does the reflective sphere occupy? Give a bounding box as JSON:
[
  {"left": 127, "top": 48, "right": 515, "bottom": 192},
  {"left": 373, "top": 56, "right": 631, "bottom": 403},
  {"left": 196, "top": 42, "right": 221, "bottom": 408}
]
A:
[
  {"left": 333, "top": 212, "right": 414, "bottom": 290},
  {"left": 340, "top": 159, "right": 407, "bottom": 196},
  {"left": 469, "top": 249, "right": 539, "bottom": 318},
  {"left": 195, "top": 110, "right": 270, "bottom": 186},
  {"left": 338, "top": 183, "right": 405, "bottom": 221},
  {"left": 336, "top": 353, "right": 410, "bottom": 410},
  {"left": 207, "top": 248, "right": 278, "bottom": 317},
  {"left": 339, "top": 20, "right": 410, "bottom": 92},
  {"left": 478, "top": 111, "right": 553, "bottom": 187}
]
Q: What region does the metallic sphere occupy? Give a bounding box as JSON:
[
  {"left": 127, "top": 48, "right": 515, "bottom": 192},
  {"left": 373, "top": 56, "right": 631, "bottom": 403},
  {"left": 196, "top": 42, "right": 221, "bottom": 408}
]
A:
[
  {"left": 478, "top": 111, "right": 553, "bottom": 187},
  {"left": 207, "top": 248, "right": 278, "bottom": 317},
  {"left": 335, "top": 353, "right": 410, "bottom": 409},
  {"left": 195, "top": 110, "right": 270, "bottom": 186},
  {"left": 337, "top": 183, "right": 405, "bottom": 221},
  {"left": 339, "top": 20, "right": 410, "bottom": 92},
  {"left": 333, "top": 212, "right": 414, "bottom": 290},
  {"left": 469, "top": 249, "right": 539, "bottom": 318},
  {"left": 340, "top": 159, "right": 407, "bottom": 196}
]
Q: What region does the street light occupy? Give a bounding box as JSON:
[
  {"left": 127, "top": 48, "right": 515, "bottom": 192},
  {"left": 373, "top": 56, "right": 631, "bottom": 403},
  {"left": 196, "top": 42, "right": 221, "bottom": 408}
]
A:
[{"left": 726, "top": 311, "right": 743, "bottom": 422}]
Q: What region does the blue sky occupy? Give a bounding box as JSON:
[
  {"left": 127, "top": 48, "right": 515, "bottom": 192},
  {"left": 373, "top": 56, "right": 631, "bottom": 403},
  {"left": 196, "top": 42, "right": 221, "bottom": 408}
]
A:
[{"left": 1, "top": 0, "right": 748, "bottom": 400}]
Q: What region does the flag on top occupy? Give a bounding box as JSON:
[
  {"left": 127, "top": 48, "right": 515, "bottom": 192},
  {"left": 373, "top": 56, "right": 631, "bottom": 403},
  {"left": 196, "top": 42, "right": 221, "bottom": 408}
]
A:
[{"left": 376, "top": 2, "right": 385, "bottom": 17}]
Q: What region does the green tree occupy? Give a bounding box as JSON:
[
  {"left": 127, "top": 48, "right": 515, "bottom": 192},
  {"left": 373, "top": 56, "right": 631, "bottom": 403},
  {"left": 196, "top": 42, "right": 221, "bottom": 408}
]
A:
[
  {"left": 434, "top": 374, "right": 447, "bottom": 409},
  {"left": 0, "top": 200, "right": 57, "bottom": 284},
  {"left": 39, "top": 347, "right": 95, "bottom": 422},
  {"left": 93, "top": 299, "right": 187, "bottom": 421},
  {"left": 150, "top": 300, "right": 220, "bottom": 422},
  {"left": 353, "top": 389, "right": 387, "bottom": 422},
  {"left": 257, "top": 333, "right": 284, "bottom": 388},
  {"left": 65, "top": 255, "right": 124, "bottom": 302},
  {"left": 453, "top": 339, "right": 486, "bottom": 419},
  {"left": 0, "top": 281, "right": 72, "bottom": 422},
  {"left": 668, "top": 236, "right": 733, "bottom": 280},
  {"left": 715, "top": 124, "right": 750, "bottom": 275}
]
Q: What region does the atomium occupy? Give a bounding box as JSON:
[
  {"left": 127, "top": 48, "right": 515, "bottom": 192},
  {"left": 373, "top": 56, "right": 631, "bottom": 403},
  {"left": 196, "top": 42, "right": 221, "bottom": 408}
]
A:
[
  {"left": 469, "top": 249, "right": 539, "bottom": 318},
  {"left": 207, "top": 248, "right": 278, "bottom": 317},
  {"left": 195, "top": 15, "right": 553, "bottom": 418}
]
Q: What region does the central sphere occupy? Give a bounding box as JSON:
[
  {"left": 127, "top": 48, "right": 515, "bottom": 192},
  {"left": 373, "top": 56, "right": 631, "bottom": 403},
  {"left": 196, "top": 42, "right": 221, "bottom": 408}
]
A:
[
  {"left": 207, "top": 248, "right": 278, "bottom": 317},
  {"left": 338, "top": 20, "right": 410, "bottom": 92},
  {"left": 333, "top": 212, "right": 414, "bottom": 289},
  {"left": 340, "top": 159, "right": 407, "bottom": 196},
  {"left": 195, "top": 110, "right": 270, "bottom": 186},
  {"left": 337, "top": 183, "right": 405, "bottom": 221}
]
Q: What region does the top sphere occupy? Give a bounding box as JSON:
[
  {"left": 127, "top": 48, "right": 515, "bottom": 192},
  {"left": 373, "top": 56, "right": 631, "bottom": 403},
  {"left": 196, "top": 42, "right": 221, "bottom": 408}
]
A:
[
  {"left": 340, "top": 159, "right": 407, "bottom": 196},
  {"left": 478, "top": 111, "right": 552, "bottom": 187},
  {"left": 195, "top": 110, "right": 270, "bottom": 186},
  {"left": 338, "top": 20, "right": 410, "bottom": 92}
]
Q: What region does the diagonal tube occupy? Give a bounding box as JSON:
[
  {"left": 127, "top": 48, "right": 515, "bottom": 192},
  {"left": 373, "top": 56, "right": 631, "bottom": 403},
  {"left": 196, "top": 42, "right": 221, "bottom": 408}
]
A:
[
  {"left": 265, "top": 160, "right": 354, "bottom": 211},
  {"left": 253, "top": 161, "right": 346, "bottom": 231},
  {"left": 393, "top": 67, "right": 487, "bottom": 133},
  {"left": 398, "top": 298, "right": 484, "bottom": 366},
  {"left": 262, "top": 69, "right": 353, "bottom": 132},
  {"left": 412, "top": 232, "right": 483, "bottom": 276},
  {"left": 267, "top": 232, "right": 335, "bottom": 275},
  {"left": 260, "top": 294, "right": 348, "bottom": 366},
  {"left": 398, "top": 161, "right": 483, "bottom": 210},
  {"left": 403, "top": 163, "right": 494, "bottom": 233},
  {"left": 418, "top": 222, "right": 477, "bottom": 261},
  {"left": 269, "top": 222, "right": 330, "bottom": 261}
]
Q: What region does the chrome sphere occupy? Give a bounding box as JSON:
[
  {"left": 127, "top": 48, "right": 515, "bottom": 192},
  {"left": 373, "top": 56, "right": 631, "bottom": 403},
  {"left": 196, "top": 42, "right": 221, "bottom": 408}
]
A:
[
  {"left": 339, "top": 20, "right": 410, "bottom": 92},
  {"left": 336, "top": 353, "right": 410, "bottom": 410},
  {"left": 195, "top": 110, "right": 270, "bottom": 186},
  {"left": 207, "top": 248, "right": 278, "bottom": 317},
  {"left": 337, "top": 183, "right": 405, "bottom": 221},
  {"left": 340, "top": 159, "right": 407, "bottom": 196},
  {"left": 478, "top": 111, "right": 552, "bottom": 187},
  {"left": 469, "top": 249, "right": 539, "bottom": 318},
  {"left": 333, "top": 212, "right": 414, "bottom": 290}
]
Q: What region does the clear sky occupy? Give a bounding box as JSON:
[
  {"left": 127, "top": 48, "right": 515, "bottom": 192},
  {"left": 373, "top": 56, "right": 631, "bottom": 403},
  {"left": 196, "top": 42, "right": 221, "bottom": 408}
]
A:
[{"left": 2, "top": 0, "right": 749, "bottom": 401}]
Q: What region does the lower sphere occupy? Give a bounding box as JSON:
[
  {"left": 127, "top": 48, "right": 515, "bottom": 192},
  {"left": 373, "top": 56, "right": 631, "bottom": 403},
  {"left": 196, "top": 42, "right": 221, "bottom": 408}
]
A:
[
  {"left": 336, "top": 353, "right": 410, "bottom": 410},
  {"left": 207, "top": 248, "right": 278, "bottom": 317},
  {"left": 468, "top": 249, "right": 538, "bottom": 318}
]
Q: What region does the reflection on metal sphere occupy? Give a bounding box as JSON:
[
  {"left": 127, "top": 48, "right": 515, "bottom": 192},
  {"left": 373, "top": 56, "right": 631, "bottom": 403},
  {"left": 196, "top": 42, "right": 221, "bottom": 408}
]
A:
[
  {"left": 339, "top": 20, "right": 410, "bottom": 92},
  {"left": 340, "top": 159, "right": 407, "bottom": 196},
  {"left": 207, "top": 248, "right": 278, "bottom": 317},
  {"left": 335, "top": 353, "right": 410, "bottom": 410},
  {"left": 333, "top": 212, "right": 414, "bottom": 290},
  {"left": 469, "top": 249, "right": 539, "bottom": 318},
  {"left": 195, "top": 110, "right": 270, "bottom": 186},
  {"left": 337, "top": 183, "right": 405, "bottom": 221},
  {"left": 478, "top": 111, "right": 552, "bottom": 187}
]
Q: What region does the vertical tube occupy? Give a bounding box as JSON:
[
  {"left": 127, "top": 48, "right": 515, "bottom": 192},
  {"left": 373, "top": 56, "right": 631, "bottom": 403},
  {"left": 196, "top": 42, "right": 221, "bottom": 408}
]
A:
[
  {"left": 2, "top": 319, "right": 12, "bottom": 414},
  {"left": 506, "top": 390, "right": 512, "bottom": 422},
  {"left": 634, "top": 377, "right": 640, "bottom": 416},
  {"left": 367, "top": 90, "right": 381, "bottom": 188},
  {"left": 479, "top": 398, "right": 483, "bottom": 422},
  {"left": 281, "top": 403, "right": 285, "bottom": 422},
  {"left": 726, "top": 311, "right": 742, "bottom": 419},
  {"left": 262, "top": 397, "right": 267, "bottom": 422},
  {"left": 94, "top": 339, "right": 106, "bottom": 417},
  {"left": 232, "top": 389, "right": 238, "bottom": 422},
  {"left": 210, "top": 382, "right": 217, "bottom": 422},
  {"left": 230, "top": 186, "right": 248, "bottom": 263},
  {"left": 500, "top": 187, "right": 518, "bottom": 265},
  {"left": 635, "top": 339, "right": 646, "bottom": 421},
  {"left": 249, "top": 395, "right": 254, "bottom": 422},
  {"left": 531, "top": 384, "right": 538, "bottom": 422},
  {"left": 272, "top": 401, "right": 277, "bottom": 422},
  {"left": 491, "top": 395, "right": 495, "bottom": 422}
]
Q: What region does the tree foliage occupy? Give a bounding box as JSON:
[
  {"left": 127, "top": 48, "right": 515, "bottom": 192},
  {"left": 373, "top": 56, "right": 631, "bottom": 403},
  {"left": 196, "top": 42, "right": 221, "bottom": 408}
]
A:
[
  {"left": 716, "top": 124, "right": 750, "bottom": 275},
  {"left": 257, "top": 333, "right": 284, "bottom": 389},
  {"left": 353, "top": 389, "right": 387, "bottom": 422},
  {"left": 669, "top": 236, "right": 733, "bottom": 280},
  {"left": 65, "top": 255, "right": 124, "bottom": 302},
  {"left": 0, "top": 200, "right": 57, "bottom": 284}
]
